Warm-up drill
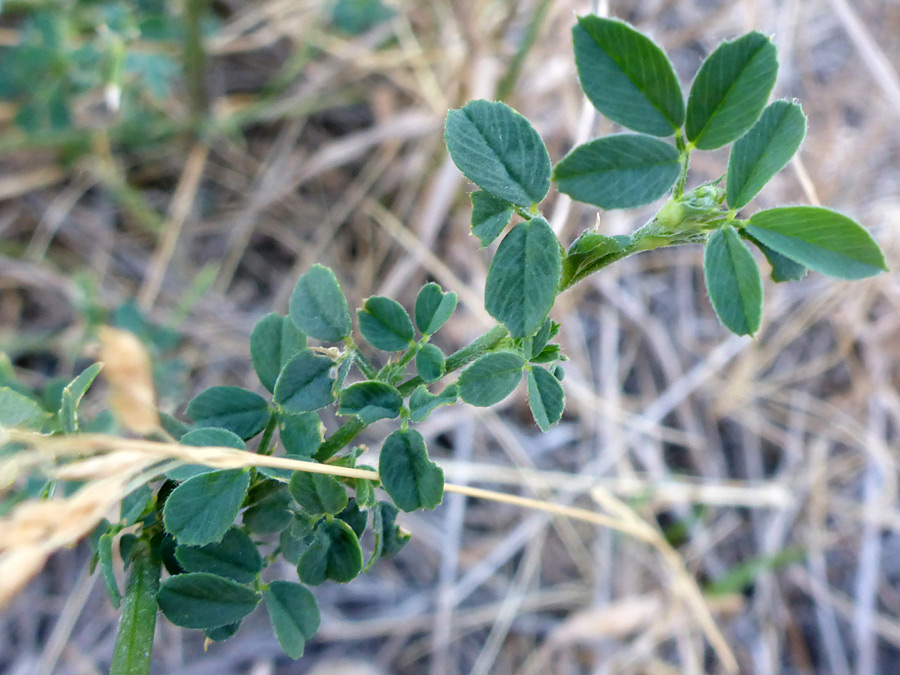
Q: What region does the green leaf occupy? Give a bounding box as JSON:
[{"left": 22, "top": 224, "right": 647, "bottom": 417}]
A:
[
  {"left": 258, "top": 413, "right": 324, "bottom": 481},
  {"left": 186, "top": 386, "right": 270, "bottom": 440},
  {"left": 726, "top": 100, "right": 807, "bottom": 209},
  {"left": 264, "top": 581, "right": 321, "bottom": 660},
  {"left": 160, "top": 412, "right": 189, "bottom": 440},
  {"left": 163, "top": 470, "right": 251, "bottom": 546},
  {"left": 168, "top": 427, "right": 246, "bottom": 482},
  {"left": 354, "top": 467, "right": 378, "bottom": 508},
  {"left": 572, "top": 15, "right": 684, "bottom": 135},
  {"left": 358, "top": 297, "right": 415, "bottom": 351},
  {"left": 279, "top": 412, "right": 324, "bottom": 457},
  {"left": 288, "top": 264, "right": 352, "bottom": 342},
  {"left": 289, "top": 470, "right": 348, "bottom": 516},
  {"left": 457, "top": 352, "right": 525, "bottom": 407},
  {"left": 553, "top": 134, "right": 681, "bottom": 209},
  {"left": 175, "top": 528, "right": 262, "bottom": 584},
  {"left": 470, "top": 191, "right": 514, "bottom": 248},
  {"left": 408, "top": 384, "right": 458, "bottom": 422},
  {"left": 242, "top": 483, "right": 293, "bottom": 533},
  {"left": 157, "top": 572, "right": 261, "bottom": 629},
  {"left": 526, "top": 367, "right": 566, "bottom": 432},
  {"left": 365, "top": 500, "right": 410, "bottom": 572},
  {"left": 110, "top": 540, "right": 159, "bottom": 675},
  {"left": 99, "top": 532, "right": 122, "bottom": 609},
  {"left": 744, "top": 207, "right": 887, "bottom": 279},
  {"left": 686, "top": 32, "right": 779, "bottom": 150},
  {"left": 338, "top": 381, "right": 403, "bottom": 423},
  {"left": 379, "top": 428, "right": 444, "bottom": 512},
  {"left": 120, "top": 484, "right": 153, "bottom": 525},
  {"left": 415, "top": 344, "right": 445, "bottom": 383},
  {"left": 414, "top": 283, "right": 458, "bottom": 336},
  {"left": 485, "top": 217, "right": 561, "bottom": 337},
  {"left": 744, "top": 233, "right": 808, "bottom": 282},
  {"left": 297, "top": 519, "right": 364, "bottom": 585},
  {"left": 331, "top": 0, "right": 394, "bottom": 34},
  {"left": 204, "top": 621, "right": 241, "bottom": 642},
  {"left": 529, "top": 318, "right": 554, "bottom": 358},
  {"left": 250, "top": 313, "right": 307, "bottom": 393},
  {"left": 274, "top": 351, "right": 336, "bottom": 414},
  {"left": 445, "top": 100, "right": 551, "bottom": 207},
  {"left": 0, "top": 387, "right": 49, "bottom": 429},
  {"left": 337, "top": 498, "right": 368, "bottom": 538},
  {"left": 59, "top": 363, "right": 102, "bottom": 433},
  {"left": 703, "top": 225, "right": 764, "bottom": 336}
]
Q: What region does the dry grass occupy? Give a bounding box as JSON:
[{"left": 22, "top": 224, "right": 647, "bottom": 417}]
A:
[{"left": 1, "top": 0, "right": 900, "bottom": 673}]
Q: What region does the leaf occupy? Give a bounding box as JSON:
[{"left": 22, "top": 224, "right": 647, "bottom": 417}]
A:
[
  {"left": 243, "top": 483, "right": 293, "bottom": 533},
  {"left": 445, "top": 100, "right": 551, "bottom": 207},
  {"left": 572, "top": 15, "right": 684, "bottom": 135},
  {"left": 120, "top": 484, "right": 153, "bottom": 525},
  {"left": 415, "top": 344, "right": 445, "bottom": 383},
  {"left": 59, "top": 363, "right": 103, "bottom": 433},
  {"left": 744, "top": 207, "right": 887, "bottom": 279},
  {"left": 331, "top": 0, "right": 394, "bottom": 34},
  {"left": 274, "top": 351, "right": 336, "bottom": 414},
  {"left": 686, "top": 32, "right": 779, "bottom": 150},
  {"left": 296, "top": 519, "right": 364, "bottom": 585},
  {"left": 409, "top": 384, "right": 458, "bottom": 422},
  {"left": 358, "top": 297, "right": 415, "bottom": 351},
  {"left": 338, "top": 381, "right": 403, "bottom": 423},
  {"left": 530, "top": 318, "right": 555, "bottom": 358},
  {"left": 163, "top": 470, "right": 251, "bottom": 546},
  {"left": 0, "top": 387, "right": 49, "bottom": 429},
  {"left": 484, "top": 217, "right": 561, "bottom": 337},
  {"left": 288, "top": 264, "right": 352, "bottom": 342},
  {"left": 175, "top": 528, "right": 262, "bottom": 584},
  {"left": 744, "top": 233, "right": 808, "bottom": 282},
  {"left": 279, "top": 412, "right": 324, "bottom": 457},
  {"left": 204, "top": 621, "right": 241, "bottom": 642},
  {"left": 457, "top": 352, "right": 525, "bottom": 407},
  {"left": 157, "top": 572, "right": 261, "bottom": 629},
  {"left": 258, "top": 413, "right": 324, "bottom": 480},
  {"left": 470, "top": 191, "right": 514, "bottom": 248},
  {"left": 553, "top": 134, "right": 681, "bottom": 209},
  {"left": 110, "top": 540, "right": 159, "bottom": 675},
  {"left": 726, "top": 100, "right": 807, "bottom": 209},
  {"left": 168, "top": 427, "right": 246, "bottom": 482},
  {"left": 289, "top": 470, "right": 348, "bottom": 516},
  {"left": 186, "top": 386, "right": 270, "bottom": 440},
  {"left": 99, "top": 532, "right": 122, "bottom": 609},
  {"left": 527, "top": 367, "right": 566, "bottom": 432},
  {"left": 250, "top": 313, "right": 307, "bottom": 393},
  {"left": 354, "top": 467, "right": 378, "bottom": 508},
  {"left": 337, "top": 499, "right": 368, "bottom": 538},
  {"left": 365, "top": 501, "right": 410, "bottom": 572},
  {"left": 414, "top": 283, "right": 458, "bottom": 336},
  {"left": 703, "top": 225, "right": 764, "bottom": 336},
  {"left": 379, "top": 428, "right": 444, "bottom": 512},
  {"left": 264, "top": 581, "right": 321, "bottom": 660}
]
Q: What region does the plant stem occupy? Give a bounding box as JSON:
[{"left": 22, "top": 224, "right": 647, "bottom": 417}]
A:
[
  {"left": 110, "top": 539, "right": 160, "bottom": 675},
  {"left": 673, "top": 130, "right": 691, "bottom": 199},
  {"left": 315, "top": 324, "right": 509, "bottom": 461},
  {"left": 184, "top": 0, "right": 209, "bottom": 123},
  {"left": 257, "top": 414, "right": 278, "bottom": 455}
]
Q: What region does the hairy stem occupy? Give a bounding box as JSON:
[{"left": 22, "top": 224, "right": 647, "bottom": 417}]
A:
[{"left": 110, "top": 539, "right": 160, "bottom": 675}]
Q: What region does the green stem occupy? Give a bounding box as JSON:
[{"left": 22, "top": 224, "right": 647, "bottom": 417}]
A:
[
  {"left": 257, "top": 414, "right": 278, "bottom": 455},
  {"left": 315, "top": 324, "right": 510, "bottom": 461},
  {"left": 110, "top": 539, "right": 160, "bottom": 675},
  {"left": 184, "top": 0, "right": 209, "bottom": 123},
  {"left": 673, "top": 130, "right": 691, "bottom": 199}
]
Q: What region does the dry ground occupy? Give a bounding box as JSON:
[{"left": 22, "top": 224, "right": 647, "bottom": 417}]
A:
[{"left": 2, "top": 0, "right": 900, "bottom": 673}]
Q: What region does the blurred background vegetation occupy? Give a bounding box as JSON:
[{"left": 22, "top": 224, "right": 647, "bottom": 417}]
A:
[{"left": 1, "top": 0, "right": 899, "bottom": 673}]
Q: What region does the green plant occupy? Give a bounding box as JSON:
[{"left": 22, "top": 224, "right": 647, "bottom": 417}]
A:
[{"left": 0, "top": 14, "right": 887, "bottom": 674}]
